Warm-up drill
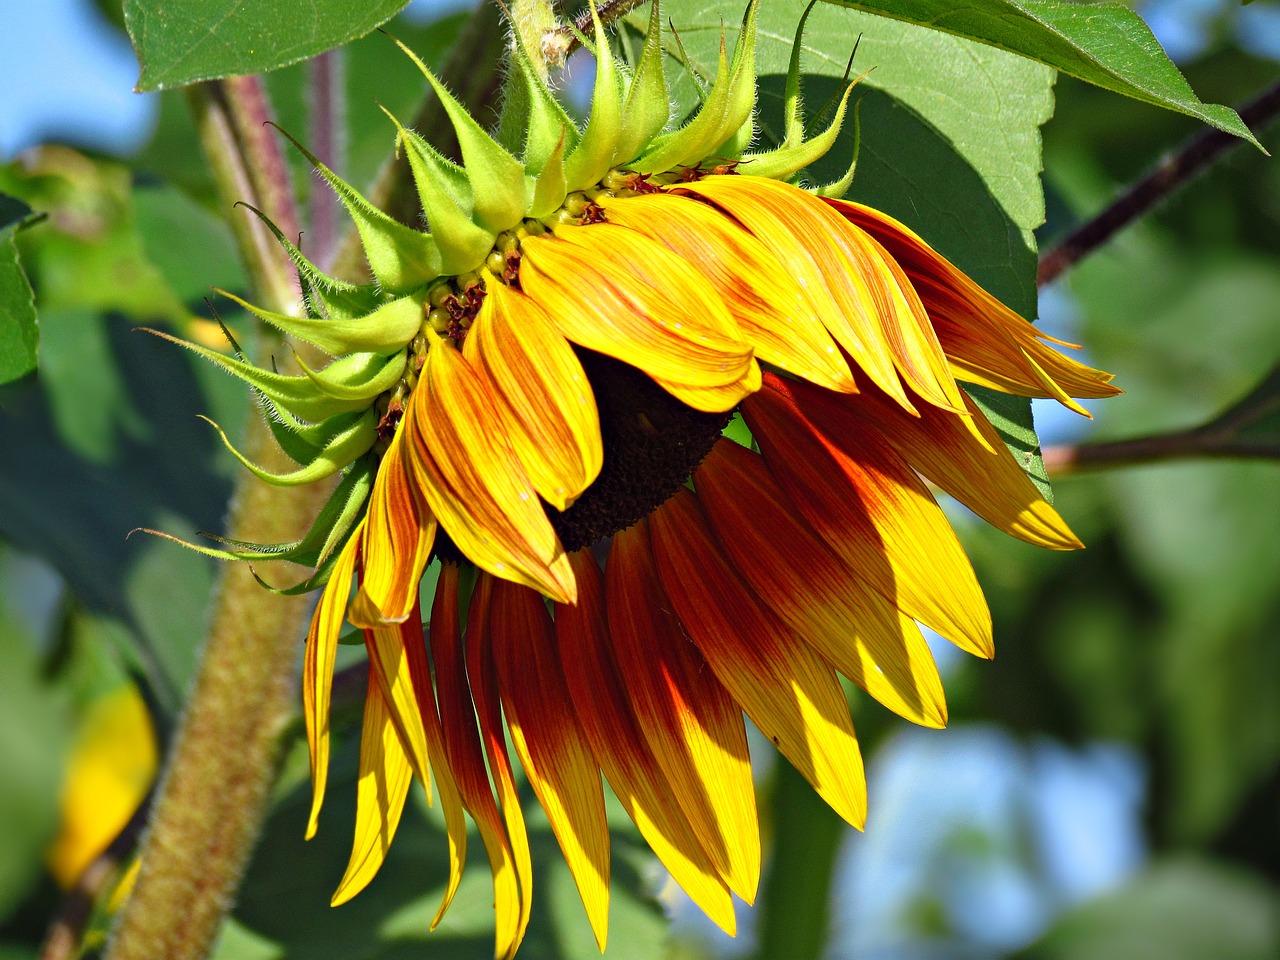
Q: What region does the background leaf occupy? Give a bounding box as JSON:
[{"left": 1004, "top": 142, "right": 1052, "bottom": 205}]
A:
[
  {"left": 821, "top": 0, "right": 1259, "bottom": 145},
  {"left": 0, "top": 193, "right": 38, "bottom": 386},
  {"left": 124, "top": 0, "right": 412, "bottom": 90}
]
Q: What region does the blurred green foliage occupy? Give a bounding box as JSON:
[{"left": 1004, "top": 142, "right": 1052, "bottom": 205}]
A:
[{"left": 0, "top": 1, "right": 1277, "bottom": 959}]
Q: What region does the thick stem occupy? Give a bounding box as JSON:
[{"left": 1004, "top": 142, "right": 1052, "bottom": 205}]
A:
[
  {"left": 102, "top": 80, "right": 334, "bottom": 960},
  {"left": 1038, "top": 79, "right": 1280, "bottom": 287},
  {"left": 307, "top": 49, "right": 347, "bottom": 270}
]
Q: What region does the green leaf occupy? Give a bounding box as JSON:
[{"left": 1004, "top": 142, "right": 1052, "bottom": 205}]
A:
[
  {"left": 820, "top": 0, "right": 1260, "bottom": 147},
  {"left": 662, "top": 1, "right": 1056, "bottom": 484},
  {"left": 124, "top": 0, "right": 412, "bottom": 91},
  {"left": 967, "top": 386, "right": 1053, "bottom": 502},
  {"left": 0, "top": 193, "right": 38, "bottom": 386}
]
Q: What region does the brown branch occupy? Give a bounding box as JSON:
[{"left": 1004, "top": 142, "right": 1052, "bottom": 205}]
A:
[
  {"left": 550, "top": 0, "right": 647, "bottom": 61},
  {"left": 307, "top": 49, "right": 347, "bottom": 270},
  {"left": 1038, "top": 78, "right": 1280, "bottom": 288},
  {"left": 1044, "top": 364, "right": 1280, "bottom": 476}
]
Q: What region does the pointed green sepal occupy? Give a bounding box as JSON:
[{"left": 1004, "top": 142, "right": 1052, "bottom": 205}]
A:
[
  {"left": 294, "top": 349, "right": 407, "bottom": 402},
  {"left": 202, "top": 409, "right": 377, "bottom": 487},
  {"left": 564, "top": 0, "right": 623, "bottom": 189},
  {"left": 780, "top": 0, "right": 820, "bottom": 150},
  {"left": 147, "top": 329, "right": 372, "bottom": 422},
  {"left": 217, "top": 288, "right": 423, "bottom": 357},
  {"left": 743, "top": 77, "right": 856, "bottom": 181},
  {"left": 811, "top": 98, "right": 862, "bottom": 199},
  {"left": 528, "top": 128, "right": 570, "bottom": 219},
  {"left": 386, "top": 33, "right": 526, "bottom": 232},
  {"left": 273, "top": 124, "right": 441, "bottom": 292},
  {"left": 380, "top": 107, "right": 498, "bottom": 276},
  {"left": 500, "top": 23, "right": 581, "bottom": 173},
  {"left": 237, "top": 202, "right": 382, "bottom": 321},
  {"left": 613, "top": 0, "right": 670, "bottom": 165}
]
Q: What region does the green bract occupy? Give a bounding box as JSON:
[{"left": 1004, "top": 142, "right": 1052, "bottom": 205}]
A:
[{"left": 170, "top": 0, "right": 857, "bottom": 585}]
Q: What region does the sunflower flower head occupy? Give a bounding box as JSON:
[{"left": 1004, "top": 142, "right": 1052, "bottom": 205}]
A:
[{"left": 162, "top": 3, "right": 1120, "bottom": 956}]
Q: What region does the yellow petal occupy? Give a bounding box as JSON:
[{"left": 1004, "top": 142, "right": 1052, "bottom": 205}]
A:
[
  {"left": 465, "top": 278, "right": 603, "bottom": 512},
  {"left": 554, "top": 551, "right": 738, "bottom": 935},
  {"left": 350, "top": 429, "right": 436, "bottom": 627},
  {"left": 677, "top": 175, "right": 913, "bottom": 412},
  {"left": 466, "top": 574, "right": 535, "bottom": 947},
  {"left": 432, "top": 564, "right": 528, "bottom": 958},
  {"left": 696, "top": 441, "right": 949, "bottom": 728},
  {"left": 744, "top": 375, "right": 993, "bottom": 658},
  {"left": 650, "top": 489, "right": 868, "bottom": 829},
  {"left": 795, "top": 372, "right": 1083, "bottom": 550},
  {"left": 332, "top": 671, "right": 413, "bottom": 905},
  {"left": 600, "top": 192, "right": 855, "bottom": 393},
  {"left": 520, "top": 225, "right": 757, "bottom": 404},
  {"left": 832, "top": 199, "right": 1121, "bottom": 408},
  {"left": 489, "top": 577, "right": 611, "bottom": 951},
  {"left": 607, "top": 528, "right": 760, "bottom": 904},
  {"left": 303, "top": 525, "right": 362, "bottom": 840},
  {"left": 404, "top": 341, "right": 576, "bottom": 603}
]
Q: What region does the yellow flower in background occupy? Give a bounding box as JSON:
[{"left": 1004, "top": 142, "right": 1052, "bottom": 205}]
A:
[
  {"left": 159, "top": 2, "right": 1118, "bottom": 955},
  {"left": 47, "top": 683, "right": 156, "bottom": 889}
]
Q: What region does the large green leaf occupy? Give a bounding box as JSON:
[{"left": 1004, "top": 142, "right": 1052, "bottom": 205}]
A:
[
  {"left": 661, "top": 0, "right": 1055, "bottom": 486},
  {"left": 124, "top": 0, "right": 412, "bottom": 91},
  {"left": 0, "top": 194, "right": 38, "bottom": 386},
  {"left": 822, "top": 0, "right": 1259, "bottom": 146}
]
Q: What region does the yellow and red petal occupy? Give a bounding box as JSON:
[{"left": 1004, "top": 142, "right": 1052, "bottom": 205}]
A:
[
  {"left": 431, "top": 564, "right": 527, "bottom": 958},
  {"left": 649, "top": 489, "right": 868, "bottom": 829},
  {"left": 830, "top": 199, "right": 1120, "bottom": 409},
  {"left": 695, "top": 440, "right": 948, "bottom": 728},
  {"left": 744, "top": 376, "right": 993, "bottom": 658},
  {"left": 607, "top": 527, "right": 760, "bottom": 903},
  {"left": 520, "top": 225, "right": 757, "bottom": 408},
  {"left": 466, "top": 278, "right": 603, "bottom": 512},
  {"left": 404, "top": 341, "right": 576, "bottom": 603},
  {"left": 464, "top": 575, "right": 534, "bottom": 946},
  {"left": 600, "top": 192, "right": 855, "bottom": 393},
  {"left": 303, "top": 523, "right": 363, "bottom": 840},
  {"left": 350, "top": 430, "right": 436, "bottom": 627},
  {"left": 331, "top": 670, "right": 413, "bottom": 906},
  {"left": 555, "top": 550, "right": 738, "bottom": 935},
  {"left": 488, "top": 576, "right": 611, "bottom": 950},
  {"left": 793, "top": 373, "right": 1083, "bottom": 550},
  {"left": 676, "top": 175, "right": 913, "bottom": 413}
]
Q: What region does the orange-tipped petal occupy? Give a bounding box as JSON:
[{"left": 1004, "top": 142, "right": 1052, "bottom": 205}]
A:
[
  {"left": 607, "top": 529, "right": 760, "bottom": 903},
  {"left": 600, "top": 192, "right": 855, "bottom": 393},
  {"left": 304, "top": 525, "right": 362, "bottom": 840},
  {"left": 555, "top": 551, "right": 738, "bottom": 935},
  {"left": 489, "top": 577, "right": 611, "bottom": 950},
  {"left": 649, "top": 489, "right": 868, "bottom": 829},
  {"left": 744, "top": 376, "right": 993, "bottom": 659},
  {"left": 466, "top": 279, "right": 603, "bottom": 512},
  {"left": 350, "top": 430, "right": 436, "bottom": 627},
  {"left": 520, "top": 225, "right": 758, "bottom": 408},
  {"left": 332, "top": 671, "right": 413, "bottom": 905},
  {"left": 831, "top": 199, "right": 1120, "bottom": 408},
  {"left": 431, "top": 565, "right": 527, "bottom": 957},
  {"left": 792, "top": 374, "right": 1083, "bottom": 550},
  {"left": 696, "top": 441, "right": 948, "bottom": 728},
  {"left": 465, "top": 575, "right": 534, "bottom": 947},
  {"left": 404, "top": 341, "right": 576, "bottom": 603},
  {"left": 676, "top": 175, "right": 913, "bottom": 413}
]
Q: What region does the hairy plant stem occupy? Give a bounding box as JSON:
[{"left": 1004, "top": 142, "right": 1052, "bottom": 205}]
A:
[
  {"left": 308, "top": 49, "right": 347, "bottom": 270},
  {"left": 102, "top": 80, "right": 332, "bottom": 960}
]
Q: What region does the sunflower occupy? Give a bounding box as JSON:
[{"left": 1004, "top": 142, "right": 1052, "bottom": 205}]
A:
[{"left": 160, "top": 2, "right": 1119, "bottom": 955}]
